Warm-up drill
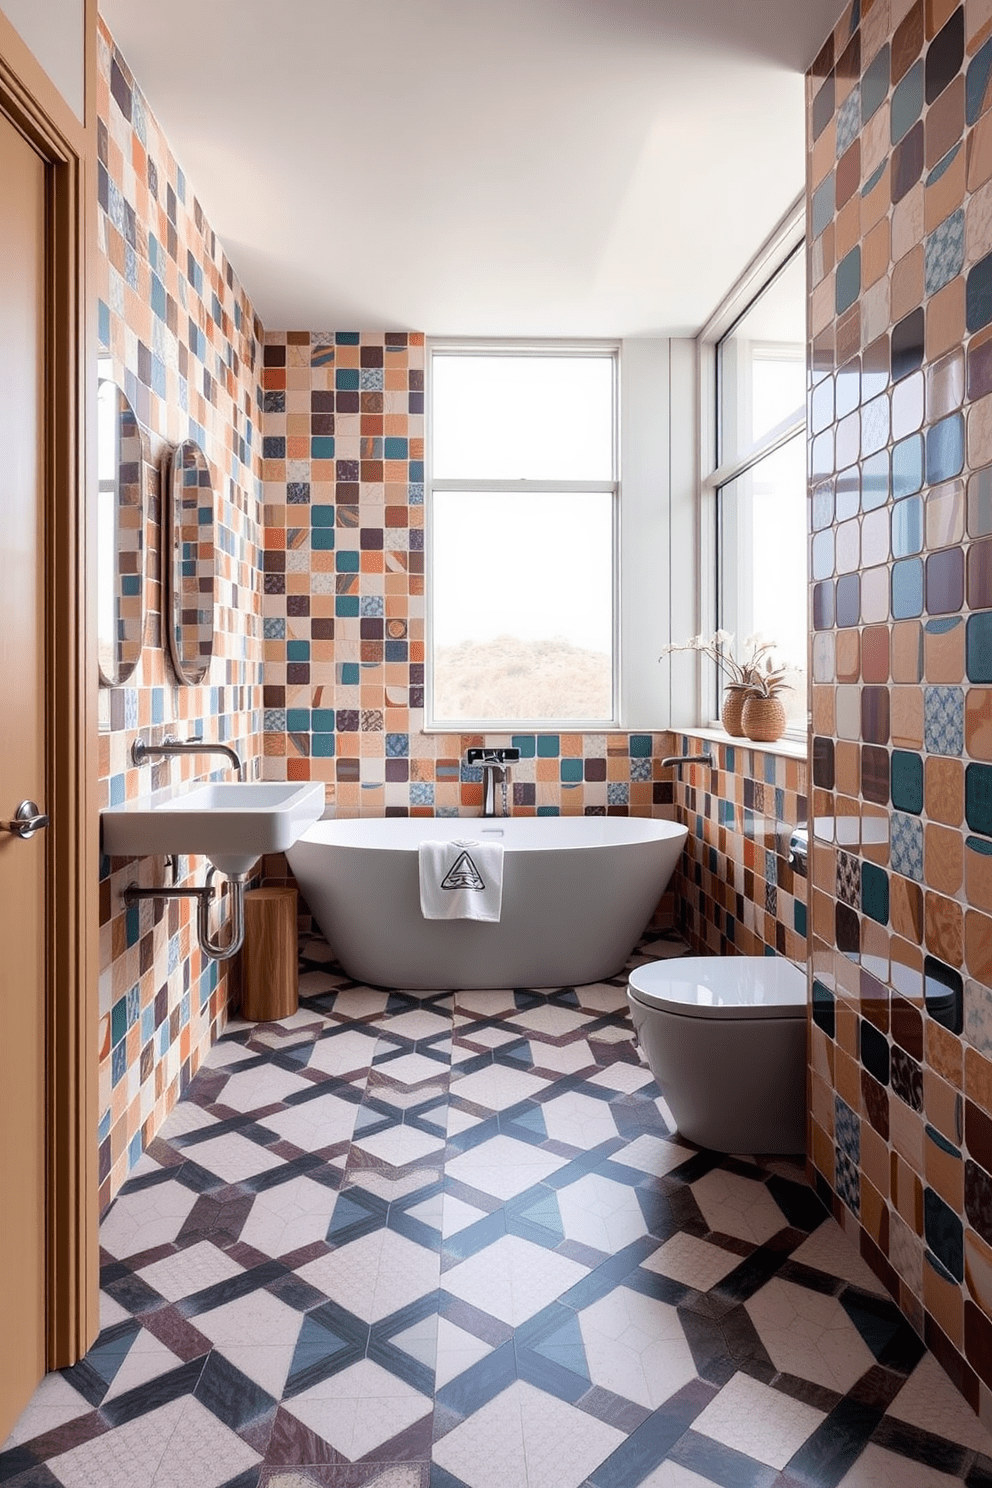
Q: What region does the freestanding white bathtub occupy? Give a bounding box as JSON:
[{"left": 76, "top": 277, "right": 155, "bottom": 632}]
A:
[{"left": 287, "top": 816, "right": 688, "bottom": 989}]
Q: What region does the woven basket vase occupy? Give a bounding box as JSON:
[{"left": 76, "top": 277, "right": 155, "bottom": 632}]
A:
[
  {"left": 742, "top": 693, "right": 786, "bottom": 743},
  {"left": 721, "top": 686, "right": 750, "bottom": 737}
]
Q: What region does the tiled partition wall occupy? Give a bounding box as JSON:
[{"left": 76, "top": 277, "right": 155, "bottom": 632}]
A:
[
  {"left": 668, "top": 734, "right": 809, "bottom": 961},
  {"left": 807, "top": 0, "right": 992, "bottom": 1420},
  {"left": 259, "top": 330, "right": 677, "bottom": 819},
  {"left": 96, "top": 21, "right": 264, "bottom": 1211}
]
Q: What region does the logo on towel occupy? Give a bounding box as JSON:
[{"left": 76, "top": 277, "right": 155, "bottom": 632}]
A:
[{"left": 441, "top": 848, "right": 486, "bottom": 892}]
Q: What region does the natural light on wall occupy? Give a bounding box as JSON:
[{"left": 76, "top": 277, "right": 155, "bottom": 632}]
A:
[
  {"left": 428, "top": 348, "right": 618, "bottom": 727},
  {"left": 716, "top": 245, "right": 807, "bottom": 725}
]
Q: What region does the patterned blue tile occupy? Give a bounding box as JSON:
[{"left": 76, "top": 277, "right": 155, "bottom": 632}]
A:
[
  {"left": 891, "top": 812, "right": 925, "bottom": 879},
  {"left": 924, "top": 685, "right": 964, "bottom": 756},
  {"left": 924, "top": 207, "right": 964, "bottom": 296},
  {"left": 837, "top": 83, "right": 862, "bottom": 154}
]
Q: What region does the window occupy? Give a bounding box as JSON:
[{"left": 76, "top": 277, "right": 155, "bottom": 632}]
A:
[
  {"left": 702, "top": 226, "right": 807, "bottom": 729},
  {"left": 427, "top": 345, "right": 619, "bottom": 729}
]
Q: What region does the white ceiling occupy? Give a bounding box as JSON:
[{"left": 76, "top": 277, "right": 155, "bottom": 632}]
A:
[{"left": 99, "top": 0, "right": 845, "bottom": 338}]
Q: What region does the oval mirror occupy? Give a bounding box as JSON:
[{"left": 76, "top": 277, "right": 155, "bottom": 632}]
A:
[
  {"left": 97, "top": 379, "right": 146, "bottom": 686},
  {"left": 166, "top": 439, "right": 215, "bottom": 685}
]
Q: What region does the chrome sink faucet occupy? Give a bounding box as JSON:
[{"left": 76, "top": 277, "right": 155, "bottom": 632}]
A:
[
  {"left": 465, "top": 747, "right": 521, "bottom": 817},
  {"left": 132, "top": 734, "right": 245, "bottom": 782}
]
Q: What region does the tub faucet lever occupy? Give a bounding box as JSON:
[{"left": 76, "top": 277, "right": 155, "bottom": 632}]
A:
[{"left": 465, "top": 747, "right": 521, "bottom": 818}]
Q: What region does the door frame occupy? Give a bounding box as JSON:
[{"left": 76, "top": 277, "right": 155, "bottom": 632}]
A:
[{"left": 0, "top": 4, "right": 98, "bottom": 1365}]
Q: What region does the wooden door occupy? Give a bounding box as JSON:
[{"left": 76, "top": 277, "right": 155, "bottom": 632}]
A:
[{"left": 0, "top": 103, "right": 49, "bottom": 1440}]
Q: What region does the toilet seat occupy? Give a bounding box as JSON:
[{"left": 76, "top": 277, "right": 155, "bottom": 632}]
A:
[{"left": 627, "top": 955, "right": 807, "bottom": 1020}]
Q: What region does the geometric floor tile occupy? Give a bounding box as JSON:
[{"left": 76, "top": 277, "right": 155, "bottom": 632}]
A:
[
  {"left": 885, "top": 1352, "right": 992, "bottom": 1454},
  {"left": 433, "top": 1379, "right": 625, "bottom": 1488},
  {"left": 539, "top": 1090, "right": 621, "bottom": 1148},
  {"left": 557, "top": 1171, "right": 650, "bottom": 1252},
  {"left": 282, "top": 1359, "right": 431, "bottom": 1460},
  {"left": 435, "top": 1318, "right": 494, "bottom": 1388},
  {"left": 1, "top": 1373, "right": 90, "bottom": 1450},
  {"left": 237, "top": 1174, "right": 340, "bottom": 1257},
  {"left": 298, "top": 1227, "right": 439, "bottom": 1323},
  {"left": 7, "top": 931, "right": 992, "bottom": 1488},
  {"left": 789, "top": 1217, "right": 890, "bottom": 1296},
  {"left": 835, "top": 1443, "right": 964, "bottom": 1487},
  {"left": 641, "top": 1230, "right": 745, "bottom": 1291},
  {"left": 577, "top": 1285, "right": 698, "bottom": 1409},
  {"left": 744, "top": 1276, "right": 878, "bottom": 1393},
  {"left": 442, "top": 1233, "right": 588, "bottom": 1326},
  {"left": 136, "top": 1240, "right": 245, "bottom": 1301},
  {"left": 45, "top": 1398, "right": 192, "bottom": 1488},
  {"left": 690, "top": 1168, "right": 789, "bottom": 1245},
  {"left": 444, "top": 1134, "right": 568, "bottom": 1201},
  {"left": 98, "top": 1178, "right": 201, "bottom": 1260},
  {"left": 691, "top": 1371, "right": 826, "bottom": 1469}
]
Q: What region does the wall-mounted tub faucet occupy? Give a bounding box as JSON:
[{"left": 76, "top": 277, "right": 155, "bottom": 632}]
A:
[
  {"left": 660, "top": 752, "right": 713, "bottom": 772},
  {"left": 465, "top": 747, "right": 521, "bottom": 817},
  {"left": 132, "top": 734, "right": 245, "bottom": 782}
]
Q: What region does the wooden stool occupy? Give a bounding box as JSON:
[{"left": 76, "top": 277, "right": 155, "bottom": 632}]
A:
[{"left": 241, "top": 886, "right": 298, "bottom": 1021}]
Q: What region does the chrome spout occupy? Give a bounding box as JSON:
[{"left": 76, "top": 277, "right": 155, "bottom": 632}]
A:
[
  {"left": 660, "top": 753, "right": 713, "bottom": 771},
  {"left": 133, "top": 734, "right": 245, "bottom": 782}
]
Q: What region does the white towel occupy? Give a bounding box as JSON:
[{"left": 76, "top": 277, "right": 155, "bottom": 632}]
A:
[{"left": 418, "top": 839, "right": 504, "bottom": 921}]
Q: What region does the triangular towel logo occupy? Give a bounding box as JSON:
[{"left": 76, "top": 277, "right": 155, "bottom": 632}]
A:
[{"left": 441, "top": 849, "right": 486, "bottom": 892}]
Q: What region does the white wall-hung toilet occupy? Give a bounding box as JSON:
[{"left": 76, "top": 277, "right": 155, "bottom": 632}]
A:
[{"left": 627, "top": 956, "right": 808, "bottom": 1154}]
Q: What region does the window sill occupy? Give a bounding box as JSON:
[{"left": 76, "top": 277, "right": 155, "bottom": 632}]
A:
[{"left": 675, "top": 723, "right": 808, "bottom": 761}]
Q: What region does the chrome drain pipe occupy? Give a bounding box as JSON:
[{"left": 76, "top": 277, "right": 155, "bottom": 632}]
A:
[{"left": 122, "top": 868, "right": 246, "bottom": 961}]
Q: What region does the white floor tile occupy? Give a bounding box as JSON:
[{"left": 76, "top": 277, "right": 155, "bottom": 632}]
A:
[
  {"left": 100, "top": 1179, "right": 201, "bottom": 1261},
  {"left": 136, "top": 1240, "right": 244, "bottom": 1302},
  {"left": 449, "top": 1064, "right": 548, "bottom": 1111},
  {"left": 2, "top": 1372, "right": 92, "bottom": 1450},
  {"left": 444, "top": 1135, "right": 566, "bottom": 1201},
  {"left": 643, "top": 1232, "right": 744, "bottom": 1292},
  {"left": 577, "top": 1284, "right": 697, "bottom": 1410},
  {"left": 557, "top": 1173, "right": 649, "bottom": 1252},
  {"left": 284, "top": 1358, "right": 430, "bottom": 1459},
  {"left": 886, "top": 1352, "right": 992, "bottom": 1455},
  {"left": 691, "top": 1170, "right": 788, "bottom": 1245},
  {"left": 790, "top": 1217, "right": 890, "bottom": 1296},
  {"left": 692, "top": 1372, "right": 825, "bottom": 1469},
  {"left": 298, "top": 1227, "right": 438, "bottom": 1322},
  {"left": 745, "top": 1277, "right": 876, "bottom": 1394},
  {"left": 443, "top": 1234, "right": 587, "bottom": 1327},
  {"left": 237, "top": 1174, "right": 340, "bottom": 1257},
  {"left": 185, "top": 1132, "right": 285, "bottom": 1185},
  {"left": 259, "top": 1091, "right": 360, "bottom": 1152}
]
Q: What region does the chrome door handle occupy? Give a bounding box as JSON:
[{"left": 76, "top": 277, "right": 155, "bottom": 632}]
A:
[{"left": 2, "top": 801, "right": 49, "bottom": 839}]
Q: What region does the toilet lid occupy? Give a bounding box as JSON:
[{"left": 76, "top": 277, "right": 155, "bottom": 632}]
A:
[{"left": 627, "top": 956, "right": 807, "bottom": 1020}]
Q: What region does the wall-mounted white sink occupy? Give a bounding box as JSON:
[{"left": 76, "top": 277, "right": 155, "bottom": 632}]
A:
[{"left": 102, "top": 781, "right": 325, "bottom": 877}]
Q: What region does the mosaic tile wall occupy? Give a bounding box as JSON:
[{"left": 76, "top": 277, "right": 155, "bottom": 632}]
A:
[
  {"left": 807, "top": 0, "right": 992, "bottom": 1424},
  {"left": 669, "top": 734, "right": 810, "bottom": 961},
  {"left": 96, "top": 20, "right": 264, "bottom": 1213},
  {"left": 259, "top": 330, "right": 680, "bottom": 821}
]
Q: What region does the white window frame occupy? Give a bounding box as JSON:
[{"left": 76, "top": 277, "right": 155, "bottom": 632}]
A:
[
  {"left": 696, "top": 195, "right": 807, "bottom": 738},
  {"left": 425, "top": 339, "right": 621, "bottom": 733}
]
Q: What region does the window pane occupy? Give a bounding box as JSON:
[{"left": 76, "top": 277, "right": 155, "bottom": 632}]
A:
[
  {"left": 719, "top": 434, "right": 807, "bottom": 722},
  {"left": 719, "top": 248, "right": 805, "bottom": 464},
  {"left": 432, "top": 490, "right": 614, "bottom": 723},
  {"left": 432, "top": 354, "right": 614, "bottom": 481}
]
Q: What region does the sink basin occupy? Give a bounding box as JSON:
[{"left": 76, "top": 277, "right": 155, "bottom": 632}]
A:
[{"left": 102, "top": 781, "right": 326, "bottom": 876}]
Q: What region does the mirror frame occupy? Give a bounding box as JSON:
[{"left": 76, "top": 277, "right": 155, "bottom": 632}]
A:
[
  {"left": 96, "top": 377, "right": 146, "bottom": 687},
  {"left": 165, "top": 439, "right": 215, "bottom": 685}
]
